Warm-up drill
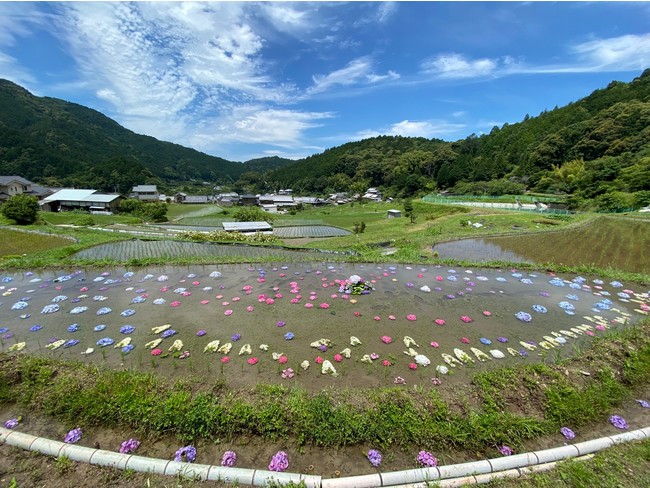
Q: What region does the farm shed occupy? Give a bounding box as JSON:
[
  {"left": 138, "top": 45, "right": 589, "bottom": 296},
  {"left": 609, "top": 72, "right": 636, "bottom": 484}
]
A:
[
  {"left": 222, "top": 221, "right": 273, "bottom": 234},
  {"left": 387, "top": 209, "right": 402, "bottom": 219},
  {"left": 40, "top": 189, "right": 122, "bottom": 213}
]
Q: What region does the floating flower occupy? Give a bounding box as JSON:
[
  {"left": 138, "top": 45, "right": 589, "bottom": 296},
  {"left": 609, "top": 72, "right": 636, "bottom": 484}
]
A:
[
  {"left": 304, "top": 303, "right": 314, "bottom": 308},
  {"left": 417, "top": 450, "right": 437, "bottom": 467},
  {"left": 174, "top": 445, "right": 197, "bottom": 463},
  {"left": 161, "top": 329, "right": 177, "bottom": 339},
  {"left": 515, "top": 311, "right": 532, "bottom": 322},
  {"left": 369, "top": 353, "right": 380, "bottom": 360},
  {"left": 120, "top": 325, "right": 135, "bottom": 335},
  {"left": 315, "top": 356, "right": 324, "bottom": 364},
  {"left": 434, "top": 319, "right": 446, "bottom": 326},
  {"left": 231, "top": 333, "right": 241, "bottom": 342},
  {"left": 430, "top": 342, "right": 439, "bottom": 348},
  {"left": 431, "top": 377, "right": 442, "bottom": 385},
  {"left": 247, "top": 357, "right": 258, "bottom": 365},
  {"left": 408, "top": 363, "right": 417, "bottom": 370},
  {"left": 610, "top": 415, "right": 628, "bottom": 429},
  {"left": 246, "top": 306, "right": 254, "bottom": 312},
  {"left": 406, "top": 314, "right": 417, "bottom": 321},
  {"left": 560, "top": 427, "right": 575, "bottom": 440},
  {"left": 460, "top": 315, "right": 472, "bottom": 323},
  {"left": 373, "top": 316, "right": 381, "bottom": 321},
  {"left": 482, "top": 310, "right": 492, "bottom": 316},
  {"left": 381, "top": 336, "right": 392, "bottom": 344},
  {"left": 64, "top": 427, "right": 83, "bottom": 444},
  {"left": 4, "top": 418, "right": 19, "bottom": 429},
  {"left": 224, "top": 309, "right": 233, "bottom": 316},
  {"left": 284, "top": 332, "right": 295, "bottom": 340},
  {"left": 497, "top": 337, "right": 509, "bottom": 343},
  {"left": 277, "top": 321, "right": 286, "bottom": 327},
  {"left": 382, "top": 360, "right": 392, "bottom": 367},
  {"left": 394, "top": 376, "right": 406, "bottom": 384},
  {"left": 281, "top": 368, "right": 295, "bottom": 379},
  {"left": 221, "top": 356, "right": 230, "bottom": 363},
  {"left": 221, "top": 451, "right": 237, "bottom": 467},
  {"left": 119, "top": 438, "right": 140, "bottom": 454},
  {"left": 268, "top": 451, "right": 289, "bottom": 472},
  {"left": 461, "top": 337, "right": 470, "bottom": 344},
  {"left": 637, "top": 400, "right": 650, "bottom": 408},
  {"left": 319, "top": 303, "right": 330, "bottom": 309},
  {"left": 278, "top": 355, "right": 288, "bottom": 364},
  {"left": 367, "top": 449, "right": 382, "bottom": 467},
  {"left": 196, "top": 329, "right": 207, "bottom": 336},
  {"left": 333, "top": 354, "right": 343, "bottom": 363},
  {"left": 151, "top": 348, "right": 162, "bottom": 356}
]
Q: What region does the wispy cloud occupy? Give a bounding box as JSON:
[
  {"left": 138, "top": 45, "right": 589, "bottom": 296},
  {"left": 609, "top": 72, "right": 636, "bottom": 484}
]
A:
[
  {"left": 355, "top": 119, "right": 466, "bottom": 140},
  {"left": 420, "top": 54, "right": 500, "bottom": 79},
  {"left": 308, "top": 56, "right": 399, "bottom": 94}
]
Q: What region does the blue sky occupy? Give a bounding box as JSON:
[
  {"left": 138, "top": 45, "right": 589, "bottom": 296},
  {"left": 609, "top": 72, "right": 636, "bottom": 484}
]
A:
[{"left": 0, "top": 2, "right": 649, "bottom": 163}]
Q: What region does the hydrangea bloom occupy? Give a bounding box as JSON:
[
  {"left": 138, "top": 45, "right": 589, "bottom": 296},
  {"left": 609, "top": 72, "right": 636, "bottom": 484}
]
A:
[
  {"left": 64, "top": 427, "right": 83, "bottom": 444},
  {"left": 367, "top": 449, "right": 382, "bottom": 467},
  {"left": 499, "top": 445, "right": 513, "bottom": 456},
  {"left": 560, "top": 427, "right": 575, "bottom": 440},
  {"left": 268, "top": 451, "right": 289, "bottom": 471},
  {"left": 119, "top": 438, "right": 140, "bottom": 454},
  {"left": 4, "top": 418, "right": 19, "bottom": 429},
  {"left": 174, "top": 445, "right": 197, "bottom": 463},
  {"left": 610, "top": 415, "right": 628, "bottom": 429},
  {"left": 221, "top": 450, "right": 237, "bottom": 467},
  {"left": 417, "top": 450, "right": 437, "bottom": 467}
]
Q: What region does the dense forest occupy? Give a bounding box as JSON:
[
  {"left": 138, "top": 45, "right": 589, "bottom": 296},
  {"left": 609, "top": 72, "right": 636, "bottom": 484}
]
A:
[{"left": 1, "top": 70, "right": 649, "bottom": 210}]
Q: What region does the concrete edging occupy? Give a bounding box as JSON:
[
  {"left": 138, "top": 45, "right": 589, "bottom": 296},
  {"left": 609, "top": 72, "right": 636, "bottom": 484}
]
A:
[{"left": 1, "top": 426, "right": 648, "bottom": 486}]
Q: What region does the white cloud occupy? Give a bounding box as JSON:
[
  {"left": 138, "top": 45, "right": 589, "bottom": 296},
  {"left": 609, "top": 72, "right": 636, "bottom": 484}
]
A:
[
  {"left": 420, "top": 54, "right": 498, "bottom": 79},
  {"left": 308, "top": 57, "right": 399, "bottom": 94},
  {"left": 354, "top": 119, "right": 466, "bottom": 140},
  {"left": 377, "top": 2, "right": 398, "bottom": 23},
  {"left": 570, "top": 33, "right": 650, "bottom": 72}
]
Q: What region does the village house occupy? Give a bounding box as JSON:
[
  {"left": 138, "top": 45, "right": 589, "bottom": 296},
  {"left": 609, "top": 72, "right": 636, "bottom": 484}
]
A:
[
  {"left": 130, "top": 185, "right": 160, "bottom": 201},
  {"left": 39, "top": 189, "right": 123, "bottom": 214},
  {"left": 0, "top": 175, "right": 53, "bottom": 203}
]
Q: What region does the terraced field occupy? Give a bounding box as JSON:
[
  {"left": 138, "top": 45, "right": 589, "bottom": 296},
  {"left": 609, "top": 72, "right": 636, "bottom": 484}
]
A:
[{"left": 273, "top": 225, "right": 352, "bottom": 238}]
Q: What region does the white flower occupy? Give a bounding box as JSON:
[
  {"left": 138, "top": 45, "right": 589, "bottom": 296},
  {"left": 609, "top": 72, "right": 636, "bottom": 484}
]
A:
[
  {"left": 204, "top": 340, "right": 220, "bottom": 353},
  {"left": 349, "top": 275, "right": 361, "bottom": 284}
]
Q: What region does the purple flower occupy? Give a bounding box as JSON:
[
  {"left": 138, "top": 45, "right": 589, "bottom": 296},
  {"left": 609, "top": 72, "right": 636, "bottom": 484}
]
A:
[
  {"left": 231, "top": 333, "right": 241, "bottom": 342},
  {"left": 174, "top": 445, "right": 197, "bottom": 463},
  {"left": 161, "top": 329, "right": 177, "bottom": 338},
  {"left": 318, "top": 344, "right": 328, "bottom": 352},
  {"left": 64, "top": 427, "right": 83, "bottom": 444},
  {"left": 196, "top": 329, "right": 207, "bottom": 337},
  {"left": 220, "top": 450, "right": 237, "bottom": 467},
  {"left": 637, "top": 400, "right": 650, "bottom": 408},
  {"left": 4, "top": 418, "right": 19, "bottom": 429},
  {"left": 277, "top": 321, "right": 286, "bottom": 327},
  {"left": 610, "top": 415, "right": 628, "bottom": 429},
  {"left": 560, "top": 427, "right": 575, "bottom": 440},
  {"left": 416, "top": 450, "right": 437, "bottom": 467},
  {"left": 499, "top": 445, "right": 513, "bottom": 456},
  {"left": 119, "top": 438, "right": 140, "bottom": 454},
  {"left": 268, "top": 450, "right": 289, "bottom": 472},
  {"left": 367, "top": 449, "right": 382, "bottom": 467}
]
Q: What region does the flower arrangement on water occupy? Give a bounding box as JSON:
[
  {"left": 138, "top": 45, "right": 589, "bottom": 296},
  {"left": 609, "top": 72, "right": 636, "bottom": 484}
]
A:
[
  {"left": 119, "top": 438, "right": 140, "bottom": 454},
  {"left": 64, "top": 427, "right": 83, "bottom": 444},
  {"left": 268, "top": 451, "right": 289, "bottom": 472},
  {"left": 367, "top": 449, "right": 382, "bottom": 467},
  {"left": 417, "top": 450, "right": 437, "bottom": 467},
  {"left": 247, "top": 357, "right": 259, "bottom": 365},
  {"left": 221, "top": 450, "right": 237, "bottom": 467},
  {"left": 174, "top": 445, "right": 197, "bottom": 463}
]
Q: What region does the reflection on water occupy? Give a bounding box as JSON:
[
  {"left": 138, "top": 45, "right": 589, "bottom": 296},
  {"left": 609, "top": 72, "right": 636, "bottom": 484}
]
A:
[
  {"left": 1, "top": 264, "right": 647, "bottom": 391},
  {"left": 434, "top": 239, "right": 533, "bottom": 264}
]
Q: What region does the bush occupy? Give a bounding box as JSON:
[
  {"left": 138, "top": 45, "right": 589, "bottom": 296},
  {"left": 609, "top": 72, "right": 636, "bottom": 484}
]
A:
[
  {"left": 232, "top": 206, "right": 274, "bottom": 222},
  {"left": 118, "top": 199, "right": 168, "bottom": 222},
  {"left": 1, "top": 194, "right": 40, "bottom": 224}
]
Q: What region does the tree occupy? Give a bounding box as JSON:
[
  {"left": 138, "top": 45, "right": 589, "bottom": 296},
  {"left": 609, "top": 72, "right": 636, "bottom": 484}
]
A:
[
  {"left": 232, "top": 206, "right": 274, "bottom": 222},
  {"left": 403, "top": 199, "right": 416, "bottom": 223},
  {"left": 1, "top": 194, "right": 40, "bottom": 224}
]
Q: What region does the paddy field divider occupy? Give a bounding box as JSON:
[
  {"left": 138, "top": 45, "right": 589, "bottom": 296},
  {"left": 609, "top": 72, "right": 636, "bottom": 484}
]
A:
[{"left": 2, "top": 425, "right": 649, "bottom": 486}]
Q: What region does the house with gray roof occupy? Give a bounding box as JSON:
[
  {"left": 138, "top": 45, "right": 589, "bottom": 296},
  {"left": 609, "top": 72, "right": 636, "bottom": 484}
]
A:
[
  {"left": 0, "top": 176, "right": 54, "bottom": 203},
  {"left": 130, "top": 185, "right": 160, "bottom": 201},
  {"left": 40, "top": 189, "right": 123, "bottom": 213}
]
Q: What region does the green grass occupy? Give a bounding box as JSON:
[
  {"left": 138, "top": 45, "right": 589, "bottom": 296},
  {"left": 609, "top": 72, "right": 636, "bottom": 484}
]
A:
[
  {"left": 0, "top": 228, "right": 76, "bottom": 257},
  {"left": 166, "top": 203, "right": 225, "bottom": 221},
  {"left": 39, "top": 212, "right": 141, "bottom": 226}
]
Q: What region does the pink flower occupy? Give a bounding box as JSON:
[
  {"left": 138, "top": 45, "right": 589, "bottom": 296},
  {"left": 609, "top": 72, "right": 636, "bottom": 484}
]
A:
[
  {"left": 192, "top": 281, "right": 200, "bottom": 285},
  {"left": 382, "top": 360, "right": 392, "bottom": 367},
  {"left": 224, "top": 309, "right": 233, "bottom": 316},
  {"left": 585, "top": 330, "right": 595, "bottom": 336},
  {"left": 406, "top": 314, "right": 417, "bottom": 321},
  {"left": 278, "top": 355, "right": 288, "bottom": 364},
  {"left": 436, "top": 276, "right": 443, "bottom": 281},
  {"left": 381, "top": 336, "right": 392, "bottom": 344},
  {"left": 232, "top": 297, "right": 241, "bottom": 301},
  {"left": 331, "top": 294, "right": 338, "bottom": 299},
  {"left": 333, "top": 354, "right": 343, "bottom": 362},
  {"left": 246, "top": 306, "right": 254, "bottom": 312},
  {"left": 216, "top": 295, "right": 223, "bottom": 299},
  {"left": 435, "top": 319, "right": 446, "bottom": 326},
  {"left": 409, "top": 363, "right": 417, "bottom": 370},
  {"left": 322, "top": 284, "right": 328, "bottom": 288},
  {"left": 266, "top": 298, "right": 275, "bottom": 305},
  {"left": 354, "top": 311, "right": 361, "bottom": 317},
  {"left": 388, "top": 315, "right": 396, "bottom": 320},
  {"left": 290, "top": 299, "right": 299, "bottom": 304},
  {"left": 417, "top": 273, "right": 424, "bottom": 278},
  {"left": 279, "top": 273, "right": 286, "bottom": 277},
  {"left": 315, "top": 356, "right": 324, "bottom": 364},
  {"left": 309, "top": 295, "right": 317, "bottom": 301},
  {"left": 370, "top": 353, "right": 379, "bottom": 360},
  {"left": 151, "top": 348, "right": 162, "bottom": 356},
  {"left": 430, "top": 341, "right": 439, "bottom": 348},
  {"left": 80, "top": 287, "right": 89, "bottom": 292},
  {"left": 373, "top": 316, "right": 381, "bottom": 321},
  {"left": 257, "top": 278, "right": 265, "bottom": 283},
  {"left": 461, "top": 337, "right": 470, "bottom": 344},
  {"left": 222, "top": 301, "right": 230, "bottom": 306},
  {"left": 221, "top": 356, "right": 230, "bottom": 363},
  {"left": 320, "top": 303, "right": 330, "bottom": 309},
  {"left": 247, "top": 357, "right": 258, "bottom": 365},
  {"left": 460, "top": 315, "right": 472, "bottom": 323},
  {"left": 304, "top": 303, "right": 314, "bottom": 308},
  {"left": 170, "top": 301, "right": 181, "bottom": 307},
  {"left": 275, "top": 294, "right": 283, "bottom": 299},
  {"left": 483, "top": 310, "right": 492, "bottom": 316},
  {"left": 200, "top": 300, "right": 210, "bottom": 305},
  {"left": 258, "top": 294, "right": 267, "bottom": 301}
]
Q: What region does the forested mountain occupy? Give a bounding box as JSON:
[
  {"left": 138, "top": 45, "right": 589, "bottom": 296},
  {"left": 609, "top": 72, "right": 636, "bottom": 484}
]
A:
[
  {"left": 262, "top": 69, "right": 650, "bottom": 209},
  {"left": 0, "top": 79, "right": 245, "bottom": 193},
  {"left": 1, "top": 69, "right": 649, "bottom": 210}
]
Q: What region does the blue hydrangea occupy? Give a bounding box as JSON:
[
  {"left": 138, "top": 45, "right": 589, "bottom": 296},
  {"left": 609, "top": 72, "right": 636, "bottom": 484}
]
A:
[
  {"left": 94, "top": 324, "right": 106, "bottom": 332},
  {"left": 121, "top": 309, "right": 136, "bottom": 317},
  {"left": 120, "top": 325, "right": 135, "bottom": 334},
  {"left": 284, "top": 332, "right": 295, "bottom": 340},
  {"left": 121, "top": 344, "right": 135, "bottom": 354},
  {"left": 29, "top": 325, "right": 43, "bottom": 332},
  {"left": 67, "top": 324, "right": 79, "bottom": 332},
  {"left": 532, "top": 305, "right": 547, "bottom": 313},
  {"left": 64, "top": 339, "right": 80, "bottom": 348},
  {"left": 515, "top": 311, "right": 532, "bottom": 322},
  {"left": 96, "top": 337, "right": 114, "bottom": 347},
  {"left": 161, "top": 329, "right": 177, "bottom": 338}
]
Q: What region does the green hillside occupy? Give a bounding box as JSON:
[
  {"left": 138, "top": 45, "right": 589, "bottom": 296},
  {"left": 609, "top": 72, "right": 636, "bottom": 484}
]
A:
[{"left": 0, "top": 79, "right": 245, "bottom": 193}]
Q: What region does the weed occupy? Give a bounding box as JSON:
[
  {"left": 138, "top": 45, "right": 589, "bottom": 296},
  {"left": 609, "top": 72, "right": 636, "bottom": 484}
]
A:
[{"left": 54, "top": 455, "right": 74, "bottom": 474}]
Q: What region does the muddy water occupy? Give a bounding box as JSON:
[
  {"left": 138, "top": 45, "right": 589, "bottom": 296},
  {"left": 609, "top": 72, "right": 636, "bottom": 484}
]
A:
[{"left": 1, "top": 264, "right": 648, "bottom": 391}]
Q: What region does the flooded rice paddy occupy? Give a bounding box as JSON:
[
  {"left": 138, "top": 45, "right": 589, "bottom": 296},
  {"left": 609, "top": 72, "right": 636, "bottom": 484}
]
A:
[
  {"left": 2, "top": 263, "right": 648, "bottom": 391},
  {"left": 433, "top": 217, "right": 650, "bottom": 274}
]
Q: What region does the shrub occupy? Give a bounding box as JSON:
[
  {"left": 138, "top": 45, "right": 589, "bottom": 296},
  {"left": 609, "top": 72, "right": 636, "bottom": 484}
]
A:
[{"left": 1, "top": 194, "right": 40, "bottom": 224}]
